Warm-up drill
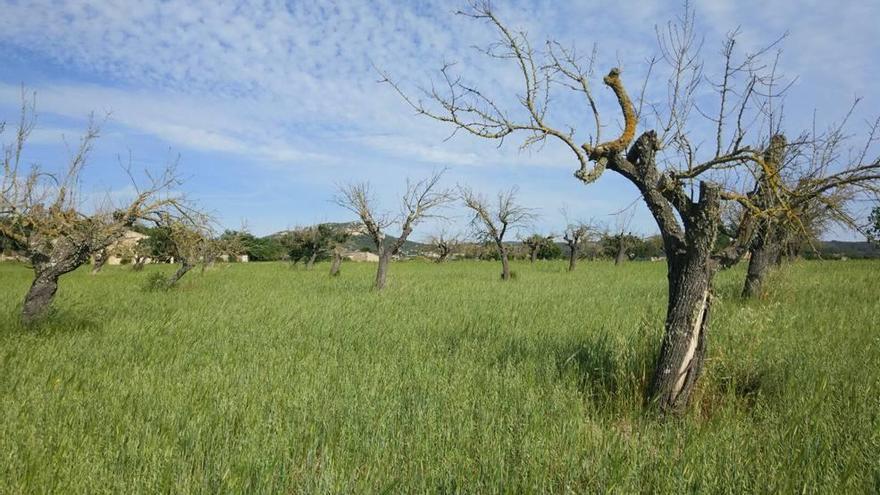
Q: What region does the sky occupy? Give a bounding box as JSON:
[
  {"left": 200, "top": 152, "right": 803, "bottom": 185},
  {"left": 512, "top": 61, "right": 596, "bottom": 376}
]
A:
[{"left": 1, "top": 0, "right": 878, "bottom": 241}]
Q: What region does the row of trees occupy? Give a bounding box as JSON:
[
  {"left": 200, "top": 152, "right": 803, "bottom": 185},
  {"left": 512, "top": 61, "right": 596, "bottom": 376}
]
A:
[
  {"left": 0, "top": 93, "right": 216, "bottom": 324},
  {"left": 3, "top": 3, "right": 878, "bottom": 417}
]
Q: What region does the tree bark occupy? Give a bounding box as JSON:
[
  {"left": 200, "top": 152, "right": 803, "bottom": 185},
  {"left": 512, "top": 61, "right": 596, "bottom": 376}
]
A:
[
  {"left": 329, "top": 251, "right": 342, "bottom": 276},
  {"left": 529, "top": 248, "right": 538, "bottom": 263},
  {"left": 614, "top": 240, "right": 627, "bottom": 265},
  {"left": 648, "top": 248, "right": 714, "bottom": 413},
  {"left": 21, "top": 270, "right": 61, "bottom": 325},
  {"left": 499, "top": 245, "right": 511, "bottom": 280},
  {"left": 568, "top": 244, "right": 578, "bottom": 272},
  {"left": 306, "top": 252, "right": 318, "bottom": 269},
  {"left": 167, "top": 260, "right": 195, "bottom": 287},
  {"left": 742, "top": 238, "right": 780, "bottom": 298},
  {"left": 374, "top": 252, "right": 391, "bottom": 289}
]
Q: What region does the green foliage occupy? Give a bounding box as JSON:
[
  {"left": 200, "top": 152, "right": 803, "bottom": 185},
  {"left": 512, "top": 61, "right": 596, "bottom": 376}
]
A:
[
  {"left": 599, "top": 233, "right": 664, "bottom": 260},
  {"left": 536, "top": 241, "right": 562, "bottom": 259},
  {"left": 0, "top": 260, "right": 878, "bottom": 492},
  {"left": 139, "top": 225, "right": 175, "bottom": 262}
]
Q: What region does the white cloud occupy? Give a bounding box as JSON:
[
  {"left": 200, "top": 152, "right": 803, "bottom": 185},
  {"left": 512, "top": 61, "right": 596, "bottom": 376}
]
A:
[{"left": 1, "top": 0, "right": 877, "bottom": 236}]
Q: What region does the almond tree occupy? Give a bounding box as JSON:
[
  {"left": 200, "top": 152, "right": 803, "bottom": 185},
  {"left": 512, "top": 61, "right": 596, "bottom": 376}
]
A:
[
  {"left": 562, "top": 221, "right": 594, "bottom": 272},
  {"left": 428, "top": 230, "right": 461, "bottom": 262},
  {"left": 335, "top": 170, "right": 452, "bottom": 290},
  {"left": 1, "top": 93, "right": 199, "bottom": 324},
  {"left": 460, "top": 186, "right": 534, "bottom": 280},
  {"left": 325, "top": 224, "right": 351, "bottom": 277},
  {"left": 163, "top": 218, "right": 208, "bottom": 287},
  {"left": 380, "top": 3, "right": 878, "bottom": 412},
  {"left": 736, "top": 120, "right": 880, "bottom": 297},
  {"left": 522, "top": 233, "right": 553, "bottom": 263}
]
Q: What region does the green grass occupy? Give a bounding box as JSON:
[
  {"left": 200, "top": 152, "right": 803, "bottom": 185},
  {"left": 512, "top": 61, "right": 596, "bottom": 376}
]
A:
[{"left": 1, "top": 259, "right": 878, "bottom": 493}]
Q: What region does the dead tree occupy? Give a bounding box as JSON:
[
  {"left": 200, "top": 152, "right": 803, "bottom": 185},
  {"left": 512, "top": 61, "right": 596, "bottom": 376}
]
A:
[
  {"left": 335, "top": 171, "right": 452, "bottom": 290},
  {"left": 460, "top": 186, "right": 534, "bottom": 280},
  {"left": 563, "top": 221, "right": 594, "bottom": 272},
  {"left": 377, "top": 3, "right": 880, "bottom": 412},
  {"left": 1, "top": 92, "right": 198, "bottom": 324},
  {"left": 429, "top": 230, "right": 461, "bottom": 262},
  {"left": 610, "top": 210, "right": 636, "bottom": 265}
]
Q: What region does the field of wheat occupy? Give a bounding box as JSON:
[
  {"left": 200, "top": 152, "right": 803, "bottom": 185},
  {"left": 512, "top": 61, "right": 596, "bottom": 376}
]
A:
[{"left": 1, "top": 260, "right": 878, "bottom": 493}]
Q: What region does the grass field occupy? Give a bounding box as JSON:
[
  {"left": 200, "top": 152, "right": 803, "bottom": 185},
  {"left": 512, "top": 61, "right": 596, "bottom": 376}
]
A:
[{"left": 1, "top": 259, "right": 878, "bottom": 493}]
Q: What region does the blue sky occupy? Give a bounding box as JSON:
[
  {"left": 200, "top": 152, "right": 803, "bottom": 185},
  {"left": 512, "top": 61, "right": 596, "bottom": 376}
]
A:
[{"left": 1, "top": 0, "right": 878, "bottom": 240}]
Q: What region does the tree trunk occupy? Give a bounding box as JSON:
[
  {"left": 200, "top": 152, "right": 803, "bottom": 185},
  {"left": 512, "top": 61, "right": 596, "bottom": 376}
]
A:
[
  {"left": 329, "top": 251, "right": 342, "bottom": 276},
  {"left": 21, "top": 270, "right": 61, "bottom": 325},
  {"left": 91, "top": 251, "right": 108, "bottom": 275},
  {"left": 529, "top": 248, "right": 538, "bottom": 263},
  {"left": 568, "top": 244, "right": 578, "bottom": 272},
  {"left": 648, "top": 249, "right": 714, "bottom": 413},
  {"left": 499, "top": 246, "right": 510, "bottom": 280},
  {"left": 306, "top": 252, "right": 317, "bottom": 269},
  {"left": 742, "top": 239, "right": 779, "bottom": 298},
  {"left": 374, "top": 252, "right": 391, "bottom": 290},
  {"left": 167, "top": 260, "right": 194, "bottom": 287},
  {"left": 614, "top": 241, "right": 627, "bottom": 265}
]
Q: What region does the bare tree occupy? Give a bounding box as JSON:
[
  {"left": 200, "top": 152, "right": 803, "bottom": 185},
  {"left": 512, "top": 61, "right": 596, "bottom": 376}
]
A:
[
  {"left": 610, "top": 209, "right": 636, "bottom": 266},
  {"left": 562, "top": 221, "right": 595, "bottom": 272},
  {"left": 460, "top": 186, "right": 534, "bottom": 280},
  {"left": 335, "top": 170, "right": 452, "bottom": 289},
  {"left": 1, "top": 92, "right": 200, "bottom": 324},
  {"left": 380, "top": 3, "right": 878, "bottom": 412},
  {"left": 324, "top": 224, "right": 351, "bottom": 277},
  {"left": 428, "top": 230, "right": 461, "bottom": 262}
]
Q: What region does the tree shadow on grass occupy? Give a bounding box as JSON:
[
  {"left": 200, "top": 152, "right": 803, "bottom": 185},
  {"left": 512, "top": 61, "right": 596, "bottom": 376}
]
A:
[{"left": 0, "top": 306, "right": 104, "bottom": 336}]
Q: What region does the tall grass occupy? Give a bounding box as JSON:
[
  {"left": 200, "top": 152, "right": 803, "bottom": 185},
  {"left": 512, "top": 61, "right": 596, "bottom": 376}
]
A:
[{"left": 1, "top": 259, "right": 878, "bottom": 493}]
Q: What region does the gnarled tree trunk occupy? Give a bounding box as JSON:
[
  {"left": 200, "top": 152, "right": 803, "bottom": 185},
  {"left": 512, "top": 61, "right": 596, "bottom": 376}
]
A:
[
  {"left": 742, "top": 221, "right": 783, "bottom": 298},
  {"left": 21, "top": 270, "right": 61, "bottom": 325},
  {"left": 167, "top": 259, "right": 195, "bottom": 287},
  {"left": 21, "top": 243, "right": 93, "bottom": 325},
  {"left": 648, "top": 247, "right": 714, "bottom": 412},
  {"left": 568, "top": 244, "right": 578, "bottom": 272},
  {"left": 742, "top": 240, "right": 779, "bottom": 298},
  {"left": 529, "top": 248, "right": 538, "bottom": 263}
]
